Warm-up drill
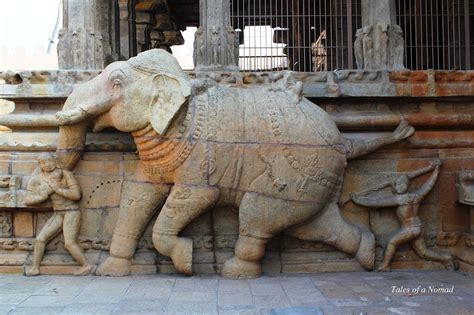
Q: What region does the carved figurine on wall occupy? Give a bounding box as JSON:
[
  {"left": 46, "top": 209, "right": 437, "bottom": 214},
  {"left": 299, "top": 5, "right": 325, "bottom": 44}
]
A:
[
  {"left": 24, "top": 152, "right": 93, "bottom": 276},
  {"left": 0, "top": 176, "right": 10, "bottom": 188},
  {"left": 350, "top": 160, "right": 454, "bottom": 271},
  {"left": 378, "top": 23, "right": 389, "bottom": 67},
  {"left": 354, "top": 28, "right": 364, "bottom": 69},
  {"left": 389, "top": 25, "right": 405, "bottom": 70},
  {"left": 362, "top": 26, "right": 374, "bottom": 69}
]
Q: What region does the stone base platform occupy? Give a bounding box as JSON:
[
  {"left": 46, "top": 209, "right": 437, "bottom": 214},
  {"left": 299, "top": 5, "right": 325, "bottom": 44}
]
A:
[{"left": 0, "top": 270, "right": 472, "bottom": 314}]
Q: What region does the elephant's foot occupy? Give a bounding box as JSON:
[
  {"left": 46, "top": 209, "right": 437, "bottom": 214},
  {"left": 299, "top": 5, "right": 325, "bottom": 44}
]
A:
[
  {"left": 444, "top": 258, "right": 455, "bottom": 271},
  {"left": 25, "top": 266, "right": 40, "bottom": 277},
  {"left": 376, "top": 265, "right": 391, "bottom": 272},
  {"left": 74, "top": 264, "right": 94, "bottom": 276},
  {"left": 171, "top": 237, "right": 193, "bottom": 276},
  {"left": 96, "top": 256, "right": 131, "bottom": 277},
  {"left": 222, "top": 257, "right": 262, "bottom": 279},
  {"left": 355, "top": 230, "right": 375, "bottom": 270}
]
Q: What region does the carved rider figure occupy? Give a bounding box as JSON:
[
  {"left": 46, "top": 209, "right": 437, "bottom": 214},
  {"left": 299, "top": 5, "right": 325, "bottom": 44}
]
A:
[
  {"left": 25, "top": 152, "right": 93, "bottom": 276},
  {"left": 350, "top": 160, "right": 454, "bottom": 271}
]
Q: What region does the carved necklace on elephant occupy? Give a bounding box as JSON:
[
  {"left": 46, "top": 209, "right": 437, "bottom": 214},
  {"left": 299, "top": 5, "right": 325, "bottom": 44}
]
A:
[{"left": 131, "top": 98, "right": 205, "bottom": 175}]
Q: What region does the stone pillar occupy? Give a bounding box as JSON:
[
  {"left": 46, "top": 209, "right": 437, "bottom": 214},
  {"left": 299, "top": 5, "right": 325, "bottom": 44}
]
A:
[
  {"left": 118, "top": 0, "right": 137, "bottom": 59},
  {"left": 135, "top": 12, "right": 155, "bottom": 53},
  {"left": 194, "top": 0, "right": 239, "bottom": 71},
  {"left": 58, "top": 0, "right": 120, "bottom": 70},
  {"left": 354, "top": 0, "right": 405, "bottom": 70}
]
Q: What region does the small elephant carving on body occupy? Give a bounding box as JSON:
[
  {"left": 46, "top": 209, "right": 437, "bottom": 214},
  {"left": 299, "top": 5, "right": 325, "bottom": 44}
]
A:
[{"left": 55, "top": 49, "right": 414, "bottom": 278}]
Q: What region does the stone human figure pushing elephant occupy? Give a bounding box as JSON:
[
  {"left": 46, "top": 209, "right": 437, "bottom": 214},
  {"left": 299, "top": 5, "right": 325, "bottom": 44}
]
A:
[{"left": 25, "top": 152, "right": 93, "bottom": 276}]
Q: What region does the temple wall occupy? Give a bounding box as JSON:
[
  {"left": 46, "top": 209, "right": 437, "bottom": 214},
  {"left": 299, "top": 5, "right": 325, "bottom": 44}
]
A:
[{"left": 0, "top": 70, "right": 473, "bottom": 275}]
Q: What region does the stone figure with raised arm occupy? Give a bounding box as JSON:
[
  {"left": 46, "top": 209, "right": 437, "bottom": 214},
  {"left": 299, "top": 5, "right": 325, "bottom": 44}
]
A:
[
  {"left": 24, "top": 152, "right": 93, "bottom": 276},
  {"left": 350, "top": 160, "right": 454, "bottom": 271}
]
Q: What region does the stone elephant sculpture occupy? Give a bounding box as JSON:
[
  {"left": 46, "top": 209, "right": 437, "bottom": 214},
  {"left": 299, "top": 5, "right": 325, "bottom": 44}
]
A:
[{"left": 55, "top": 49, "right": 414, "bottom": 278}]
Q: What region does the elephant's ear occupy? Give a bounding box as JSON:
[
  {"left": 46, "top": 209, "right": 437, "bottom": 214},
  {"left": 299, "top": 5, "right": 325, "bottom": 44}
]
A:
[{"left": 150, "top": 73, "right": 191, "bottom": 135}]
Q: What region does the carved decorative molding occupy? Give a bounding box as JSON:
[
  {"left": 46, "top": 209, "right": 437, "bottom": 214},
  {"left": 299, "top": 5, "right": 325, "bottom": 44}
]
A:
[
  {"left": 2, "top": 70, "right": 472, "bottom": 99},
  {"left": 0, "top": 213, "right": 12, "bottom": 238}
]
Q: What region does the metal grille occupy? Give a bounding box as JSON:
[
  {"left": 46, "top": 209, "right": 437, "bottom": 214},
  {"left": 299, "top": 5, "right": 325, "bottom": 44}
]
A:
[
  {"left": 230, "top": 0, "right": 362, "bottom": 72},
  {"left": 396, "top": 0, "right": 473, "bottom": 70}
]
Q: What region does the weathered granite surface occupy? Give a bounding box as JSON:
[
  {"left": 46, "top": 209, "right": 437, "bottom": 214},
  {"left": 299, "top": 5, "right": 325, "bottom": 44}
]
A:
[
  {"left": 0, "top": 271, "right": 472, "bottom": 314},
  {"left": 0, "top": 53, "right": 473, "bottom": 276},
  {"left": 2, "top": 70, "right": 473, "bottom": 99}
]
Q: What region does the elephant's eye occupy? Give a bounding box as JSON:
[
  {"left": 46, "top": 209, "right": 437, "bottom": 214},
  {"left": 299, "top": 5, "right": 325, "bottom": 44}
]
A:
[{"left": 108, "top": 69, "right": 127, "bottom": 88}]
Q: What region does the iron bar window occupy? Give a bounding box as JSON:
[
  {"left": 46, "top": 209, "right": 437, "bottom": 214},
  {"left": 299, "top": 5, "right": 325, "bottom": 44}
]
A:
[
  {"left": 396, "top": 0, "right": 473, "bottom": 70},
  {"left": 230, "top": 0, "right": 362, "bottom": 72}
]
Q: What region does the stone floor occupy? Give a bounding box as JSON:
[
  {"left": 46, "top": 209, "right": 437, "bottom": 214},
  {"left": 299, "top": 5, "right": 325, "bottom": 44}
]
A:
[{"left": 0, "top": 271, "right": 473, "bottom": 315}]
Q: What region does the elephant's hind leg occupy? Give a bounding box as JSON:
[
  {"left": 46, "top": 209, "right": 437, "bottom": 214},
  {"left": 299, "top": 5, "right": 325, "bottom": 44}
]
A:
[
  {"left": 286, "top": 202, "right": 375, "bottom": 270},
  {"left": 96, "top": 179, "right": 170, "bottom": 276},
  {"left": 152, "top": 184, "right": 219, "bottom": 275},
  {"left": 222, "top": 192, "right": 318, "bottom": 279}
]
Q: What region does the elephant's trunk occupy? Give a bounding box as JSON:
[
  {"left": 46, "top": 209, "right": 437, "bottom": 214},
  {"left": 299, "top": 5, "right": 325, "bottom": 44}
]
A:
[
  {"left": 56, "top": 87, "right": 90, "bottom": 170},
  {"left": 57, "top": 122, "right": 87, "bottom": 170}
]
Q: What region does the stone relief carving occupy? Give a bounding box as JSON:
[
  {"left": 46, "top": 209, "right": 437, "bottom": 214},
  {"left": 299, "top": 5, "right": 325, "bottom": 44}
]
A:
[
  {"left": 457, "top": 170, "right": 474, "bottom": 206},
  {"left": 24, "top": 153, "right": 93, "bottom": 276},
  {"left": 0, "top": 212, "right": 13, "bottom": 238},
  {"left": 354, "top": 28, "right": 364, "bottom": 69},
  {"left": 456, "top": 170, "right": 474, "bottom": 236},
  {"left": 389, "top": 25, "right": 405, "bottom": 70},
  {"left": 0, "top": 175, "right": 22, "bottom": 208},
  {"left": 362, "top": 26, "right": 374, "bottom": 69},
  {"left": 354, "top": 24, "right": 406, "bottom": 70},
  {"left": 49, "top": 49, "right": 415, "bottom": 278},
  {"left": 0, "top": 235, "right": 214, "bottom": 253},
  {"left": 350, "top": 160, "right": 454, "bottom": 271}
]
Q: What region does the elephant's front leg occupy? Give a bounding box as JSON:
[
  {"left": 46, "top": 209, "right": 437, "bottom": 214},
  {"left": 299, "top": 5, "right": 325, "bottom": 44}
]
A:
[
  {"left": 152, "top": 184, "right": 219, "bottom": 275},
  {"left": 96, "top": 178, "right": 170, "bottom": 276}
]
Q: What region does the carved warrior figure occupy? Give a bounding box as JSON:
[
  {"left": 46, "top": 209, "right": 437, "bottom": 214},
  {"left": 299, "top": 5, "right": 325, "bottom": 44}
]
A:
[
  {"left": 24, "top": 153, "right": 93, "bottom": 276},
  {"left": 210, "top": 27, "right": 221, "bottom": 66},
  {"left": 378, "top": 24, "right": 389, "bottom": 67},
  {"left": 350, "top": 160, "right": 454, "bottom": 272},
  {"left": 389, "top": 25, "right": 405, "bottom": 70},
  {"left": 362, "top": 26, "right": 374, "bottom": 69},
  {"left": 193, "top": 28, "right": 205, "bottom": 68},
  {"left": 54, "top": 49, "right": 414, "bottom": 278},
  {"left": 355, "top": 23, "right": 406, "bottom": 70},
  {"left": 354, "top": 28, "right": 364, "bottom": 69},
  {"left": 354, "top": 26, "right": 375, "bottom": 70}
]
